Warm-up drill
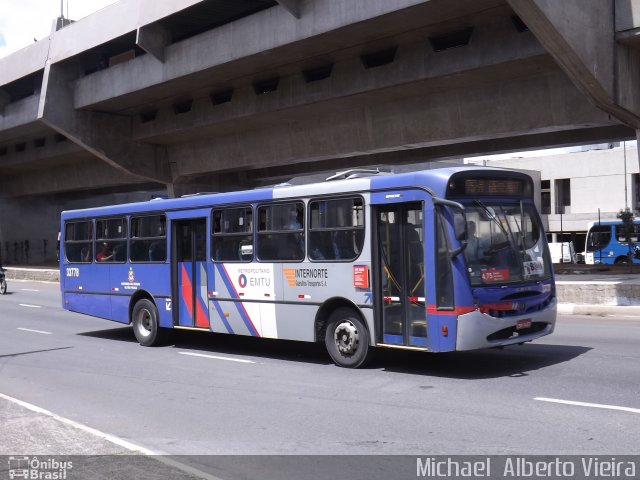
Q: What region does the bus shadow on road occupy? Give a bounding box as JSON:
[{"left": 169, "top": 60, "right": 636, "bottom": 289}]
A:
[
  {"left": 77, "top": 326, "right": 333, "bottom": 365},
  {"left": 78, "top": 326, "right": 590, "bottom": 375},
  {"left": 77, "top": 326, "right": 139, "bottom": 343},
  {"left": 170, "top": 329, "right": 333, "bottom": 365},
  {"left": 375, "top": 343, "right": 592, "bottom": 379}
]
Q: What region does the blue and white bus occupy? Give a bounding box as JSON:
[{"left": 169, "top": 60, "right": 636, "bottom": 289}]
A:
[
  {"left": 584, "top": 219, "right": 640, "bottom": 264},
  {"left": 60, "top": 167, "right": 556, "bottom": 368}
]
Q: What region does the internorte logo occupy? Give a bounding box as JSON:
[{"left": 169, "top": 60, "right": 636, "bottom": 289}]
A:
[
  {"left": 283, "top": 268, "right": 296, "bottom": 287},
  {"left": 283, "top": 268, "right": 329, "bottom": 288}
]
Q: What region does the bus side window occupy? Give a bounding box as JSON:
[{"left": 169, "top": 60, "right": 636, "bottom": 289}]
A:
[
  {"left": 64, "top": 221, "right": 93, "bottom": 264},
  {"left": 130, "top": 215, "right": 167, "bottom": 263},
  {"left": 308, "top": 197, "right": 364, "bottom": 261},
  {"left": 257, "top": 203, "right": 304, "bottom": 262},
  {"left": 212, "top": 206, "right": 253, "bottom": 262}
]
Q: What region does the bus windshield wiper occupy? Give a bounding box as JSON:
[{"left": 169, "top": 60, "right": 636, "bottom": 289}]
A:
[
  {"left": 474, "top": 200, "right": 511, "bottom": 241},
  {"left": 474, "top": 200, "right": 523, "bottom": 268}
]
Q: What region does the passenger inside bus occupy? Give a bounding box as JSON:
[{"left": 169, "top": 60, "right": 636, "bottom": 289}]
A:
[
  {"left": 465, "top": 221, "right": 482, "bottom": 259},
  {"left": 96, "top": 242, "right": 113, "bottom": 262}
]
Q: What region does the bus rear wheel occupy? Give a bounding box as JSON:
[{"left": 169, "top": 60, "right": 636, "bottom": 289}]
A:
[
  {"left": 132, "top": 299, "right": 167, "bottom": 346},
  {"left": 324, "top": 308, "right": 372, "bottom": 368},
  {"left": 0, "top": 279, "right": 6, "bottom": 295}
]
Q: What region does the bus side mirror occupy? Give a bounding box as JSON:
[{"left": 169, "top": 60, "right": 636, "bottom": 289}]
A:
[
  {"left": 432, "top": 197, "right": 466, "bottom": 258},
  {"left": 454, "top": 214, "right": 468, "bottom": 242}
]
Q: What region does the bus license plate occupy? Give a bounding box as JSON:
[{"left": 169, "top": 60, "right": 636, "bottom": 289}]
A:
[{"left": 516, "top": 319, "right": 532, "bottom": 330}]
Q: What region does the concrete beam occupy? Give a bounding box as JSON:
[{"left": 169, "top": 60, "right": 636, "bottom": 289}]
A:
[
  {"left": 242, "top": 125, "right": 635, "bottom": 185},
  {"left": 37, "top": 61, "right": 171, "bottom": 185},
  {"left": 508, "top": 0, "right": 640, "bottom": 129},
  {"left": 0, "top": 42, "right": 49, "bottom": 87},
  {"left": 0, "top": 96, "right": 41, "bottom": 138},
  {"left": 0, "top": 136, "right": 84, "bottom": 172},
  {"left": 46, "top": 0, "right": 205, "bottom": 64},
  {"left": 74, "top": 0, "right": 498, "bottom": 110},
  {"left": 134, "top": 11, "right": 548, "bottom": 143},
  {"left": 167, "top": 70, "right": 620, "bottom": 181},
  {"left": 136, "top": 24, "right": 172, "bottom": 63},
  {"left": 0, "top": 157, "right": 142, "bottom": 197},
  {"left": 276, "top": 0, "right": 301, "bottom": 19}
]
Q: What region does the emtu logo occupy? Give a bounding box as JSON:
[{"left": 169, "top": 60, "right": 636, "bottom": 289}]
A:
[{"left": 283, "top": 268, "right": 296, "bottom": 287}]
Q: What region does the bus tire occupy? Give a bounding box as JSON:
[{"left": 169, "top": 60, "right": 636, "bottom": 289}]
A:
[
  {"left": 0, "top": 279, "right": 6, "bottom": 295},
  {"left": 324, "top": 308, "right": 372, "bottom": 368},
  {"left": 615, "top": 256, "right": 629, "bottom": 264},
  {"left": 132, "top": 299, "right": 167, "bottom": 347}
]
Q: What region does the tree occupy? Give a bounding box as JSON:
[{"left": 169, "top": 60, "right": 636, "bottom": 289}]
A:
[{"left": 616, "top": 208, "right": 635, "bottom": 263}]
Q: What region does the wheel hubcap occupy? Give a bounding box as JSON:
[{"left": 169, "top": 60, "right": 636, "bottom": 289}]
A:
[
  {"left": 334, "top": 321, "right": 359, "bottom": 355},
  {"left": 137, "top": 309, "right": 152, "bottom": 337}
]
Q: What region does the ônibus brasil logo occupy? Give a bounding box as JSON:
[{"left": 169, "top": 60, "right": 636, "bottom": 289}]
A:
[{"left": 8, "top": 456, "right": 73, "bottom": 479}]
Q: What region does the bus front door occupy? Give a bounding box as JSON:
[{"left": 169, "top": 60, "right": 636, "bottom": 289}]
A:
[
  {"left": 173, "top": 218, "right": 209, "bottom": 328},
  {"left": 375, "top": 203, "right": 426, "bottom": 347}
]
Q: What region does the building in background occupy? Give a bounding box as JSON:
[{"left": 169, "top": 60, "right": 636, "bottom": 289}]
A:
[{"left": 466, "top": 142, "right": 639, "bottom": 255}]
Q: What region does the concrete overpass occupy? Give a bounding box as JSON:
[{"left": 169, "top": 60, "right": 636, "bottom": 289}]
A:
[{"left": 1, "top": 0, "right": 640, "bottom": 263}]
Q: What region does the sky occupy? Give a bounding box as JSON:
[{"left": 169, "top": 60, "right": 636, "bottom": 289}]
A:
[{"left": 0, "top": 0, "right": 117, "bottom": 59}]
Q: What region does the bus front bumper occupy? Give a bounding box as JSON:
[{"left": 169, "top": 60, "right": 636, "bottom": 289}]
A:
[{"left": 455, "top": 298, "right": 557, "bottom": 351}]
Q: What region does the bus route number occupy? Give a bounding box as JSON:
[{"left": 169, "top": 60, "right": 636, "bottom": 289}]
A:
[{"left": 66, "top": 267, "right": 80, "bottom": 278}]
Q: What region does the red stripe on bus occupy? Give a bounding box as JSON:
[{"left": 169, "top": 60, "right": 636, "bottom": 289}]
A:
[
  {"left": 181, "top": 264, "right": 194, "bottom": 321},
  {"left": 195, "top": 299, "right": 209, "bottom": 328},
  {"left": 426, "top": 305, "right": 477, "bottom": 315}
]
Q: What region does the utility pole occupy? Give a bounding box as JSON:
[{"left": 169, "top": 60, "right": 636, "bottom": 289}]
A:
[{"left": 624, "top": 141, "right": 628, "bottom": 210}]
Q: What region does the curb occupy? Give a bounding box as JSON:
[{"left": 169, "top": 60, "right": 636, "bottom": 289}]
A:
[
  {"left": 4, "top": 267, "right": 59, "bottom": 282},
  {"left": 557, "top": 303, "right": 640, "bottom": 316}
]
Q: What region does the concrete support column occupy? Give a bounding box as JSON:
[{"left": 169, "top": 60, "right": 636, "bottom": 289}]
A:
[
  {"left": 37, "top": 61, "right": 171, "bottom": 184},
  {"left": 508, "top": 0, "right": 640, "bottom": 129}
]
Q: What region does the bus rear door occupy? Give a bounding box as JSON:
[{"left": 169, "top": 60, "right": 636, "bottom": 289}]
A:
[{"left": 173, "top": 218, "right": 209, "bottom": 328}]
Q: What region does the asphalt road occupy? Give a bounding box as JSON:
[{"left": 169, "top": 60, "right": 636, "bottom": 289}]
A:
[{"left": 1, "top": 280, "right": 639, "bottom": 462}]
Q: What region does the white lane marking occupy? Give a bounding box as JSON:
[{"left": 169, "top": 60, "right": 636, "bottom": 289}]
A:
[
  {"left": 178, "top": 351, "right": 255, "bottom": 364},
  {"left": 0, "top": 393, "right": 223, "bottom": 480},
  {"left": 19, "top": 303, "right": 42, "bottom": 309},
  {"left": 535, "top": 397, "right": 640, "bottom": 415},
  {"left": 17, "top": 327, "right": 52, "bottom": 335},
  {"left": 0, "top": 392, "right": 156, "bottom": 454},
  {"left": 623, "top": 315, "right": 640, "bottom": 318},
  {"left": 20, "top": 288, "right": 40, "bottom": 292}
]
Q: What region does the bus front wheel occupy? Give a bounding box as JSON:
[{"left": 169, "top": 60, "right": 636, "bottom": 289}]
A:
[
  {"left": 324, "top": 308, "right": 372, "bottom": 368},
  {"left": 132, "top": 299, "right": 167, "bottom": 347}
]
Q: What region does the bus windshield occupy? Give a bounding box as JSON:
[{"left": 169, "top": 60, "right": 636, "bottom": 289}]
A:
[
  {"left": 585, "top": 225, "right": 612, "bottom": 252},
  {"left": 464, "top": 201, "right": 551, "bottom": 286}
]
